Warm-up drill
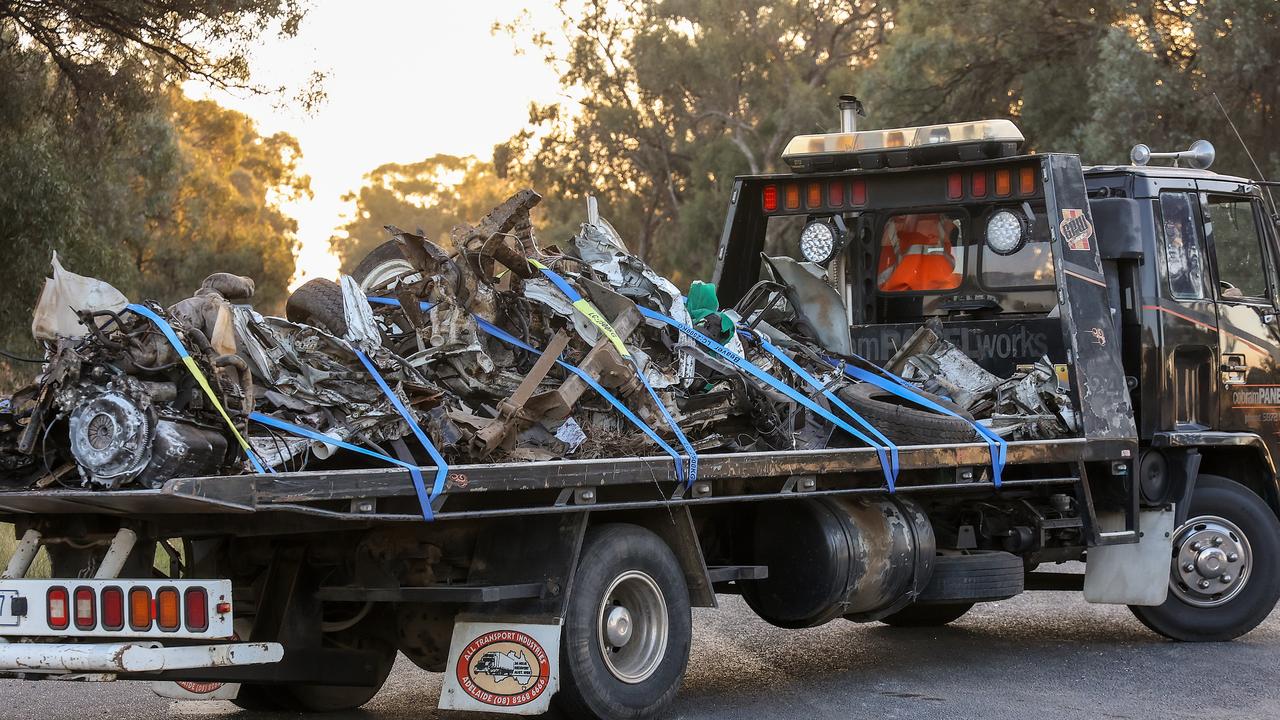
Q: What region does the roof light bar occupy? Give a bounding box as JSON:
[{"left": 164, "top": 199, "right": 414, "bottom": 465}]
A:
[{"left": 782, "top": 119, "right": 1025, "bottom": 173}]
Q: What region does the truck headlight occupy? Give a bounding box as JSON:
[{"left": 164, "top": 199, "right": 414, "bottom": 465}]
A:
[
  {"left": 985, "top": 210, "right": 1027, "bottom": 255},
  {"left": 799, "top": 221, "right": 837, "bottom": 264}
]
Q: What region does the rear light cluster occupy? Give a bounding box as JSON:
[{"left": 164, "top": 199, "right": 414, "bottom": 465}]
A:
[
  {"left": 45, "top": 585, "right": 219, "bottom": 633},
  {"left": 947, "top": 166, "right": 1038, "bottom": 200},
  {"left": 762, "top": 179, "right": 867, "bottom": 213}
]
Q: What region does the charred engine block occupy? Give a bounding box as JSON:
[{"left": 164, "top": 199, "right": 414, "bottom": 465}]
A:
[{"left": 63, "top": 375, "right": 228, "bottom": 488}]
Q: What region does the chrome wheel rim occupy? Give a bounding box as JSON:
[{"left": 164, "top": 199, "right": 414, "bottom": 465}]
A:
[
  {"left": 358, "top": 258, "right": 418, "bottom": 294},
  {"left": 1170, "top": 514, "right": 1252, "bottom": 608},
  {"left": 597, "top": 570, "right": 667, "bottom": 684}
]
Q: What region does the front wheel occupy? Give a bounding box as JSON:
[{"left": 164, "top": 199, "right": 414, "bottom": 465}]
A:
[
  {"left": 556, "top": 524, "right": 692, "bottom": 720},
  {"left": 1130, "top": 475, "right": 1280, "bottom": 641}
]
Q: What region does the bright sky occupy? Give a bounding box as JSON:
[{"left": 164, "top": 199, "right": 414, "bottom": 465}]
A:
[{"left": 190, "top": 1, "right": 568, "bottom": 288}]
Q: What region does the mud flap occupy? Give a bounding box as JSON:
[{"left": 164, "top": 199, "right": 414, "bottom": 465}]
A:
[
  {"left": 149, "top": 618, "right": 249, "bottom": 702},
  {"left": 439, "top": 620, "right": 560, "bottom": 714},
  {"left": 1084, "top": 509, "right": 1174, "bottom": 605},
  {"left": 151, "top": 678, "right": 241, "bottom": 701}
]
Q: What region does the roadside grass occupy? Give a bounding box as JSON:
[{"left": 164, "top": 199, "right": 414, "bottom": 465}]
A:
[
  {"left": 1, "top": 523, "right": 51, "bottom": 578},
  {"left": 2, "top": 524, "right": 180, "bottom": 578}
]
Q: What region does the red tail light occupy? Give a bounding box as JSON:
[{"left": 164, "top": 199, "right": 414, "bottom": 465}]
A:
[
  {"left": 129, "top": 587, "right": 152, "bottom": 631},
  {"left": 828, "top": 182, "right": 844, "bottom": 207},
  {"left": 156, "top": 587, "right": 181, "bottom": 631},
  {"left": 184, "top": 588, "right": 209, "bottom": 632},
  {"left": 101, "top": 587, "right": 124, "bottom": 631},
  {"left": 851, "top": 179, "right": 867, "bottom": 205},
  {"left": 947, "top": 173, "right": 963, "bottom": 200},
  {"left": 73, "top": 586, "right": 96, "bottom": 630},
  {"left": 47, "top": 587, "right": 69, "bottom": 630},
  {"left": 971, "top": 171, "right": 988, "bottom": 197},
  {"left": 762, "top": 184, "right": 778, "bottom": 212}
]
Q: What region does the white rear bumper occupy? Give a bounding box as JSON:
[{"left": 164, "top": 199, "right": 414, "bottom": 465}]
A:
[{"left": 0, "top": 641, "right": 282, "bottom": 674}]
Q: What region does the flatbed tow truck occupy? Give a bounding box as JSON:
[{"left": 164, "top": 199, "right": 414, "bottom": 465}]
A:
[{"left": 2, "top": 99, "right": 1279, "bottom": 719}]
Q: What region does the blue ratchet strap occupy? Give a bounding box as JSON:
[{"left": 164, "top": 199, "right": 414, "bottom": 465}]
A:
[
  {"left": 748, "top": 332, "right": 899, "bottom": 487},
  {"left": 635, "top": 305, "right": 901, "bottom": 491},
  {"left": 366, "top": 297, "right": 688, "bottom": 484},
  {"left": 837, "top": 358, "right": 1007, "bottom": 487},
  {"left": 125, "top": 303, "right": 269, "bottom": 475},
  {"left": 352, "top": 349, "right": 449, "bottom": 517},
  {"left": 248, "top": 411, "right": 434, "bottom": 518},
  {"left": 527, "top": 260, "right": 697, "bottom": 485}
]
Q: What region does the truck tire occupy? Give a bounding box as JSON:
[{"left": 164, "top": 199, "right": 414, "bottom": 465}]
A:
[
  {"left": 837, "top": 382, "right": 978, "bottom": 446},
  {"left": 556, "top": 524, "right": 692, "bottom": 720},
  {"left": 915, "top": 550, "right": 1024, "bottom": 603},
  {"left": 283, "top": 604, "right": 399, "bottom": 711},
  {"left": 352, "top": 240, "right": 416, "bottom": 293},
  {"left": 880, "top": 602, "right": 975, "bottom": 627},
  {"left": 1129, "top": 475, "right": 1280, "bottom": 642},
  {"left": 286, "top": 278, "right": 348, "bottom": 336}
]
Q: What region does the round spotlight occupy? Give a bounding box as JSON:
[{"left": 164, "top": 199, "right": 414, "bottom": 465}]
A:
[
  {"left": 985, "top": 210, "right": 1027, "bottom": 255},
  {"left": 800, "top": 221, "right": 837, "bottom": 264}
]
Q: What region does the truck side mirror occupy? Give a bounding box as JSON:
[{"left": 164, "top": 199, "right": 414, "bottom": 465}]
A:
[{"left": 1089, "top": 198, "right": 1144, "bottom": 260}]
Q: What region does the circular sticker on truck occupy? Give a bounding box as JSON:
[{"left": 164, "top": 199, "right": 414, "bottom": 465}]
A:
[{"left": 455, "top": 629, "right": 551, "bottom": 707}]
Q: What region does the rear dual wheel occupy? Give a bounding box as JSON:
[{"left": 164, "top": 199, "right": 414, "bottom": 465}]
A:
[{"left": 556, "top": 524, "right": 692, "bottom": 720}]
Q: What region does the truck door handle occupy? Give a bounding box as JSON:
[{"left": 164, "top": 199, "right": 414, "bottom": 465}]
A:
[{"left": 1221, "top": 354, "right": 1248, "bottom": 384}]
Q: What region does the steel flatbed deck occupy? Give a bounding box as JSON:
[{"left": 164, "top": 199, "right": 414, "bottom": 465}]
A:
[{"left": 0, "top": 437, "right": 1123, "bottom": 524}]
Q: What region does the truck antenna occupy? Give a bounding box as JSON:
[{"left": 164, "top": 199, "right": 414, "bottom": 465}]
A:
[{"left": 1210, "top": 91, "right": 1277, "bottom": 215}]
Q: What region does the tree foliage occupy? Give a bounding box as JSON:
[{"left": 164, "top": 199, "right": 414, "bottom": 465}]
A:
[
  {"left": 860, "top": 0, "right": 1280, "bottom": 180},
  {"left": 0, "top": 0, "right": 316, "bottom": 102},
  {"left": 134, "top": 94, "right": 310, "bottom": 309},
  {"left": 330, "top": 155, "right": 521, "bottom": 273},
  {"left": 495, "top": 0, "right": 893, "bottom": 286},
  {"left": 0, "top": 1, "right": 314, "bottom": 382}
]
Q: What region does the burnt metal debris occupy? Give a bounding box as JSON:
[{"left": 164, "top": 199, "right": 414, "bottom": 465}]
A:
[{"left": 0, "top": 191, "right": 1079, "bottom": 490}]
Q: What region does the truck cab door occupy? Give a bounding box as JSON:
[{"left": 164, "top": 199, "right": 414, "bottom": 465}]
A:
[
  {"left": 1198, "top": 184, "right": 1280, "bottom": 434},
  {"left": 1154, "top": 191, "right": 1220, "bottom": 430}
]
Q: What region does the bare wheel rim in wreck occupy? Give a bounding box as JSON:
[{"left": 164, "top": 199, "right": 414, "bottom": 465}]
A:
[{"left": 358, "top": 258, "right": 417, "bottom": 294}]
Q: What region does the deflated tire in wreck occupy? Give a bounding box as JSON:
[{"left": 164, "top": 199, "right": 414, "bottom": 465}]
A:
[
  {"left": 285, "top": 278, "right": 350, "bottom": 337},
  {"left": 837, "top": 382, "right": 978, "bottom": 446}
]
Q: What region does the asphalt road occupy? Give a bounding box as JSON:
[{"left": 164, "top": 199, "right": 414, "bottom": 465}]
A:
[{"left": 5, "top": 584, "right": 1280, "bottom": 720}]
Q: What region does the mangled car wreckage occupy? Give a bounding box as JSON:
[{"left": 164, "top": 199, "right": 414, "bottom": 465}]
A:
[
  {"left": 0, "top": 190, "right": 1072, "bottom": 495},
  {"left": 2, "top": 103, "right": 1278, "bottom": 720}
]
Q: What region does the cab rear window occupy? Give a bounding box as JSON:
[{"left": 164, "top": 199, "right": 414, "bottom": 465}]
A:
[{"left": 877, "top": 212, "right": 964, "bottom": 292}]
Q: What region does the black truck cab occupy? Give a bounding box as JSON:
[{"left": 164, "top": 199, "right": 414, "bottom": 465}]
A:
[
  {"left": 712, "top": 116, "right": 1280, "bottom": 524},
  {"left": 1086, "top": 163, "right": 1280, "bottom": 510},
  {"left": 710, "top": 118, "right": 1280, "bottom": 640}
]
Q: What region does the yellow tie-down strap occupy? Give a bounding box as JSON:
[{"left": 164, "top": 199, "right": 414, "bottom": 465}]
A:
[
  {"left": 126, "top": 303, "right": 267, "bottom": 473},
  {"left": 528, "top": 259, "right": 632, "bottom": 359}
]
